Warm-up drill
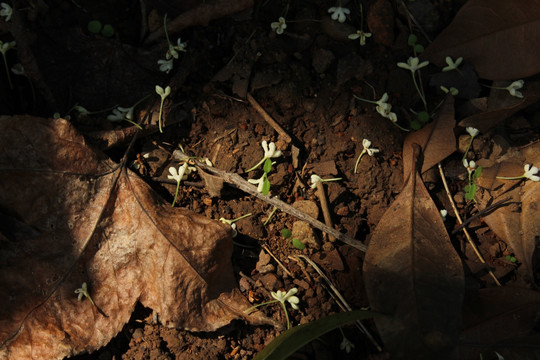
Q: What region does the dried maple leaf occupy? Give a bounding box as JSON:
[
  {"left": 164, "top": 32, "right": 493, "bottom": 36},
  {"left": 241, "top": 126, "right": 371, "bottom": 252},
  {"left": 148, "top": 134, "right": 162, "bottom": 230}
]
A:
[{"left": 0, "top": 116, "right": 272, "bottom": 359}]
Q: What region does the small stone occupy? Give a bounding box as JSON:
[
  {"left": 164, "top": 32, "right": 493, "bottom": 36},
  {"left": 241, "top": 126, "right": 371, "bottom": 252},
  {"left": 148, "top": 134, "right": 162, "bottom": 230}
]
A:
[
  {"left": 335, "top": 205, "right": 349, "bottom": 216},
  {"left": 259, "top": 273, "right": 283, "bottom": 291},
  {"left": 132, "top": 328, "right": 144, "bottom": 340}
]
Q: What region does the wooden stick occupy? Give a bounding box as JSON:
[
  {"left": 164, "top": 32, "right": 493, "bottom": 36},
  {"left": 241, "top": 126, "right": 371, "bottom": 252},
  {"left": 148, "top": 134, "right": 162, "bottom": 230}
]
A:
[
  {"left": 247, "top": 93, "right": 292, "bottom": 143},
  {"left": 315, "top": 182, "right": 335, "bottom": 242},
  {"left": 174, "top": 151, "right": 367, "bottom": 252}
]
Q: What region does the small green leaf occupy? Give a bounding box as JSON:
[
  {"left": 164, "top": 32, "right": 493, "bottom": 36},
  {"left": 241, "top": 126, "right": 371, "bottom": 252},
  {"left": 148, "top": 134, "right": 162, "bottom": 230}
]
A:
[
  {"left": 252, "top": 310, "right": 377, "bottom": 360},
  {"left": 417, "top": 111, "right": 430, "bottom": 123},
  {"left": 473, "top": 166, "right": 483, "bottom": 180},
  {"left": 101, "top": 24, "right": 115, "bottom": 37},
  {"left": 281, "top": 228, "right": 292, "bottom": 238},
  {"left": 262, "top": 178, "right": 271, "bottom": 195},
  {"left": 291, "top": 238, "right": 305, "bottom": 250},
  {"left": 510, "top": 256, "right": 517, "bottom": 263},
  {"left": 87, "top": 20, "right": 103, "bottom": 34},
  {"left": 411, "top": 120, "right": 422, "bottom": 130},
  {"left": 408, "top": 34, "right": 418, "bottom": 46},
  {"left": 464, "top": 183, "right": 477, "bottom": 200},
  {"left": 263, "top": 158, "right": 272, "bottom": 174},
  {"left": 414, "top": 43, "right": 424, "bottom": 54}
]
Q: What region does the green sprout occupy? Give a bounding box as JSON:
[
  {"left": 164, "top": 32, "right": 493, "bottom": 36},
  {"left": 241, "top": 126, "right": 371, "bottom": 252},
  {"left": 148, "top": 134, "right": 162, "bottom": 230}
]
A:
[
  {"left": 219, "top": 213, "right": 252, "bottom": 237},
  {"left": 167, "top": 163, "right": 195, "bottom": 206},
  {"left": 245, "top": 141, "right": 282, "bottom": 173},
  {"left": 442, "top": 56, "right": 463, "bottom": 73},
  {"left": 244, "top": 288, "right": 300, "bottom": 329},
  {"left": 281, "top": 228, "right": 304, "bottom": 250},
  {"left": 397, "top": 56, "right": 429, "bottom": 112},
  {"left": 87, "top": 20, "right": 115, "bottom": 37},
  {"left": 463, "top": 159, "right": 482, "bottom": 202},
  {"left": 155, "top": 85, "right": 171, "bottom": 133},
  {"left": 496, "top": 164, "right": 539, "bottom": 182},
  {"left": 407, "top": 34, "right": 424, "bottom": 54},
  {"left": 483, "top": 80, "right": 524, "bottom": 99},
  {"left": 0, "top": 40, "right": 16, "bottom": 89},
  {"left": 353, "top": 139, "right": 379, "bottom": 174},
  {"left": 347, "top": 4, "right": 371, "bottom": 46}
]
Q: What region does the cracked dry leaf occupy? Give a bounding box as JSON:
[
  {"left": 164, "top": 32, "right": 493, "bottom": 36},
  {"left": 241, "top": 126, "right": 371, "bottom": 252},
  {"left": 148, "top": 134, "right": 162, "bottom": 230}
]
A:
[
  {"left": 0, "top": 116, "right": 272, "bottom": 360},
  {"left": 363, "top": 144, "right": 464, "bottom": 359}
]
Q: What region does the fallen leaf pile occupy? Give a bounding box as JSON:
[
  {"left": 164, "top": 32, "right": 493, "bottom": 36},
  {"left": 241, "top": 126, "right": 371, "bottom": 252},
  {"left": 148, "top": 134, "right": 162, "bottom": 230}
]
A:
[{"left": 0, "top": 116, "right": 270, "bottom": 360}]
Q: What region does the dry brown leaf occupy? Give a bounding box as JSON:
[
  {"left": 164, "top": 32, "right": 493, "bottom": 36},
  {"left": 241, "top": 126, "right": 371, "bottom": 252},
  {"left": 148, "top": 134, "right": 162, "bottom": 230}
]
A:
[
  {"left": 458, "top": 81, "right": 540, "bottom": 133},
  {"left": 363, "top": 144, "right": 464, "bottom": 359},
  {"left": 477, "top": 142, "right": 540, "bottom": 284},
  {"left": 402, "top": 95, "right": 456, "bottom": 180},
  {"left": 423, "top": 0, "right": 540, "bottom": 80},
  {"left": 0, "top": 116, "right": 272, "bottom": 360},
  {"left": 457, "top": 287, "right": 540, "bottom": 359}
]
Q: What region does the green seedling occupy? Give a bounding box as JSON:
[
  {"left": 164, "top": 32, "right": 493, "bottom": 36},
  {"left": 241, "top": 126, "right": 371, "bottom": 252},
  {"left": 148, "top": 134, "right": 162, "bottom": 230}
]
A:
[
  {"left": 462, "top": 127, "right": 479, "bottom": 160},
  {"left": 87, "top": 20, "right": 115, "bottom": 37},
  {"left": 347, "top": 4, "right": 371, "bottom": 46},
  {"left": 75, "top": 282, "right": 107, "bottom": 317},
  {"left": 270, "top": 17, "right": 287, "bottom": 35},
  {"left": 328, "top": 1, "right": 350, "bottom": 23},
  {"left": 407, "top": 34, "right": 424, "bottom": 54},
  {"left": 442, "top": 56, "right": 463, "bottom": 74},
  {"left": 483, "top": 79, "right": 524, "bottom": 99},
  {"left": 397, "top": 56, "right": 429, "bottom": 112},
  {"left": 167, "top": 162, "right": 196, "bottom": 206},
  {"left": 246, "top": 141, "right": 282, "bottom": 173},
  {"left": 496, "top": 164, "right": 539, "bottom": 182},
  {"left": 155, "top": 85, "right": 171, "bottom": 133},
  {"left": 353, "top": 93, "right": 409, "bottom": 131},
  {"left": 219, "top": 213, "right": 252, "bottom": 238},
  {"left": 157, "top": 14, "right": 187, "bottom": 74},
  {"left": 263, "top": 206, "right": 278, "bottom": 225},
  {"left": 505, "top": 254, "right": 517, "bottom": 263},
  {"left": 463, "top": 159, "right": 482, "bottom": 202},
  {"left": 281, "top": 228, "right": 305, "bottom": 250},
  {"left": 353, "top": 139, "right": 379, "bottom": 174},
  {"left": 244, "top": 288, "right": 300, "bottom": 329},
  {"left": 0, "top": 40, "right": 16, "bottom": 89}
]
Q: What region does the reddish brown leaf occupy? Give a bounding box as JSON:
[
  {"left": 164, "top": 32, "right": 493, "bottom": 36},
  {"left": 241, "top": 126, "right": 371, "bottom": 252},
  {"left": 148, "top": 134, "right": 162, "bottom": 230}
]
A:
[
  {"left": 0, "top": 116, "right": 272, "bottom": 359},
  {"left": 423, "top": 0, "right": 540, "bottom": 80},
  {"left": 363, "top": 144, "right": 464, "bottom": 359},
  {"left": 403, "top": 95, "right": 456, "bottom": 180}
]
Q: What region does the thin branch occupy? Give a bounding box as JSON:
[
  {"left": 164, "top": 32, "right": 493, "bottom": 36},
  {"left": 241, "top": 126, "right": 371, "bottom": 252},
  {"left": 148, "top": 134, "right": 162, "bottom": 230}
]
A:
[{"left": 173, "top": 151, "right": 367, "bottom": 252}]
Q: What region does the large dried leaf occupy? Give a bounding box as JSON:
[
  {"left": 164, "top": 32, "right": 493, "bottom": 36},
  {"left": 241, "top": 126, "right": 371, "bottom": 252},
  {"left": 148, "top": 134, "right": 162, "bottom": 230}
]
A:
[
  {"left": 402, "top": 95, "right": 456, "bottom": 179},
  {"left": 363, "top": 144, "right": 464, "bottom": 359},
  {"left": 0, "top": 116, "right": 270, "bottom": 359},
  {"left": 477, "top": 142, "right": 540, "bottom": 284},
  {"left": 458, "top": 81, "right": 540, "bottom": 133},
  {"left": 423, "top": 0, "right": 540, "bottom": 80},
  {"left": 457, "top": 287, "right": 540, "bottom": 359}
]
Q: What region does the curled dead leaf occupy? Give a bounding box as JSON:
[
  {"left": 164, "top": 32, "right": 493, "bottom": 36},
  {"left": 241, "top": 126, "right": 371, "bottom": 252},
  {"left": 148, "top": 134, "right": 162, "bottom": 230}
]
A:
[{"left": 0, "top": 116, "right": 273, "bottom": 360}]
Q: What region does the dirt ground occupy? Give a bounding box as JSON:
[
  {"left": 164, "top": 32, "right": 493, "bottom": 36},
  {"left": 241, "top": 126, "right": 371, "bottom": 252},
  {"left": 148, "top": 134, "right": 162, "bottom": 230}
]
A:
[{"left": 2, "top": 0, "right": 538, "bottom": 359}]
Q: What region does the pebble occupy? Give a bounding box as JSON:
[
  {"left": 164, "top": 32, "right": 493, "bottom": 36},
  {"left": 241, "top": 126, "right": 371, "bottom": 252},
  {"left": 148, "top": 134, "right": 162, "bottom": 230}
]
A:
[{"left": 259, "top": 273, "right": 283, "bottom": 291}]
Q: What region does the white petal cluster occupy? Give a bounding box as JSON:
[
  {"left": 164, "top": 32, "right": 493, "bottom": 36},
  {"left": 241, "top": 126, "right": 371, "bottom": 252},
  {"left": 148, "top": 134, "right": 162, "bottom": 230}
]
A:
[
  {"left": 362, "top": 138, "right": 379, "bottom": 156},
  {"left": 270, "top": 17, "right": 287, "bottom": 35},
  {"left": 271, "top": 288, "right": 300, "bottom": 310},
  {"left": 397, "top": 56, "right": 429, "bottom": 73},
  {"left": 523, "top": 164, "right": 539, "bottom": 182},
  {"left": 328, "top": 6, "right": 350, "bottom": 23},
  {"left": 262, "top": 140, "right": 282, "bottom": 159}
]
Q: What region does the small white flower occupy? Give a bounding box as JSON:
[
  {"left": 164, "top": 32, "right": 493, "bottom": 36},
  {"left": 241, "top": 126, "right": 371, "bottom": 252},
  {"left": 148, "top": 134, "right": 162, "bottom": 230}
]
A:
[
  {"left": 348, "top": 30, "right": 371, "bottom": 46},
  {"left": 442, "top": 56, "right": 463, "bottom": 72},
  {"left": 375, "top": 102, "right": 397, "bottom": 123},
  {"left": 107, "top": 106, "right": 133, "bottom": 121},
  {"left": 271, "top": 288, "right": 300, "bottom": 310},
  {"left": 155, "top": 85, "right": 172, "bottom": 98},
  {"left": 0, "top": 2, "right": 12, "bottom": 22},
  {"left": 158, "top": 58, "right": 174, "bottom": 74},
  {"left": 248, "top": 175, "right": 266, "bottom": 193},
  {"left": 262, "top": 140, "right": 282, "bottom": 159},
  {"left": 523, "top": 164, "right": 540, "bottom": 182},
  {"left": 166, "top": 37, "right": 187, "bottom": 60},
  {"left": 0, "top": 40, "right": 16, "bottom": 55},
  {"left": 167, "top": 163, "right": 188, "bottom": 182},
  {"left": 463, "top": 158, "right": 476, "bottom": 175},
  {"left": 328, "top": 5, "right": 350, "bottom": 23},
  {"left": 310, "top": 174, "right": 342, "bottom": 189},
  {"left": 340, "top": 336, "right": 355, "bottom": 354},
  {"left": 440, "top": 86, "right": 459, "bottom": 95},
  {"left": 270, "top": 17, "right": 287, "bottom": 35},
  {"left": 397, "top": 56, "right": 429, "bottom": 73},
  {"left": 466, "top": 127, "right": 479, "bottom": 137},
  {"left": 73, "top": 105, "right": 90, "bottom": 115},
  {"left": 362, "top": 138, "right": 379, "bottom": 156},
  {"left": 505, "top": 80, "right": 524, "bottom": 98},
  {"left": 11, "top": 63, "right": 25, "bottom": 76},
  {"left": 74, "top": 282, "right": 88, "bottom": 302},
  {"left": 440, "top": 209, "right": 448, "bottom": 222}
]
